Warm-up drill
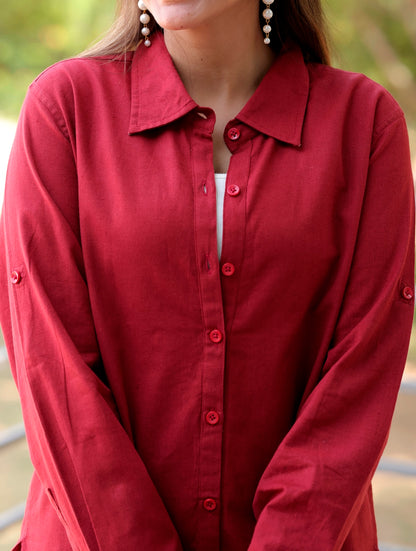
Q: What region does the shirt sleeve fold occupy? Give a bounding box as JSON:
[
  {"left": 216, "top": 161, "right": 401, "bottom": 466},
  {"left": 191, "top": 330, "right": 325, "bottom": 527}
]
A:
[
  {"left": 0, "top": 86, "right": 183, "bottom": 551},
  {"left": 248, "top": 113, "right": 415, "bottom": 551}
]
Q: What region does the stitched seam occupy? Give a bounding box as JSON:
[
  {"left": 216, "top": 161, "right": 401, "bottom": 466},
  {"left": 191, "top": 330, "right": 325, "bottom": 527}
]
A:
[
  {"left": 372, "top": 109, "right": 404, "bottom": 140},
  {"left": 29, "top": 83, "right": 70, "bottom": 141}
]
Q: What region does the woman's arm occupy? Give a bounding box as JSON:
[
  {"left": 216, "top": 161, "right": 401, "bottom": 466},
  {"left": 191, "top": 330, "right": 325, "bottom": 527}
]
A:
[
  {"left": 0, "top": 85, "right": 183, "bottom": 551},
  {"left": 248, "top": 110, "right": 415, "bottom": 550}
]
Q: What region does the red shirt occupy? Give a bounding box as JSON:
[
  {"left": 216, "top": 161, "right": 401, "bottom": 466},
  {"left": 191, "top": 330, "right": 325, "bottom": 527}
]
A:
[{"left": 0, "top": 31, "right": 414, "bottom": 551}]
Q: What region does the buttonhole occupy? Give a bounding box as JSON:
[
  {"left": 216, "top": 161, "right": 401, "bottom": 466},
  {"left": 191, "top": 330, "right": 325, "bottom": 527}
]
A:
[{"left": 205, "top": 255, "right": 211, "bottom": 272}]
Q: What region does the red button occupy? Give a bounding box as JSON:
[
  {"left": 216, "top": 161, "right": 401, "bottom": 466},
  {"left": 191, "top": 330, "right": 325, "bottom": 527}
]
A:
[
  {"left": 227, "top": 185, "right": 240, "bottom": 197},
  {"left": 206, "top": 411, "right": 220, "bottom": 425},
  {"left": 209, "top": 329, "right": 223, "bottom": 343},
  {"left": 402, "top": 286, "right": 414, "bottom": 300},
  {"left": 222, "top": 263, "right": 235, "bottom": 277},
  {"left": 227, "top": 127, "right": 240, "bottom": 141},
  {"left": 10, "top": 271, "right": 22, "bottom": 285},
  {"left": 203, "top": 498, "right": 217, "bottom": 512}
]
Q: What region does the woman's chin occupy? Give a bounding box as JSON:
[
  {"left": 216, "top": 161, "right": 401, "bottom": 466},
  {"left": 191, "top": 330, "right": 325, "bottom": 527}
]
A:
[{"left": 148, "top": 6, "right": 197, "bottom": 31}]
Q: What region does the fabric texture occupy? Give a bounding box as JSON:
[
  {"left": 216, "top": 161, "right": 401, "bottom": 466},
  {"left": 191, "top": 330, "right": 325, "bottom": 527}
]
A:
[{"left": 0, "top": 31, "right": 414, "bottom": 551}]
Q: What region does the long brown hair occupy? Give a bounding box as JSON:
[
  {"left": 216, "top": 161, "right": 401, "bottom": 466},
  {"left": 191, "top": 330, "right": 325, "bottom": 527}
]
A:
[{"left": 81, "top": 0, "right": 331, "bottom": 65}]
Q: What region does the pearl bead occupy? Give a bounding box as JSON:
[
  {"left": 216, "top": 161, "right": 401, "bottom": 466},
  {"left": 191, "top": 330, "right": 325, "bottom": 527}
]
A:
[
  {"left": 263, "top": 8, "right": 273, "bottom": 19},
  {"left": 144, "top": 39, "right": 151, "bottom": 47},
  {"left": 138, "top": 0, "right": 147, "bottom": 10},
  {"left": 140, "top": 13, "right": 150, "bottom": 24},
  {"left": 263, "top": 0, "right": 274, "bottom": 3},
  {"left": 141, "top": 27, "right": 150, "bottom": 36},
  {"left": 263, "top": 24, "right": 271, "bottom": 33},
  {"left": 264, "top": 37, "right": 271, "bottom": 45}
]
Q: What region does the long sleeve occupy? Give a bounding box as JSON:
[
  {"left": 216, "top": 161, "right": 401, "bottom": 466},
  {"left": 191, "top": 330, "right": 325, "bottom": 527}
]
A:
[
  {"left": 0, "top": 85, "right": 183, "bottom": 551},
  {"left": 248, "top": 112, "right": 415, "bottom": 550}
]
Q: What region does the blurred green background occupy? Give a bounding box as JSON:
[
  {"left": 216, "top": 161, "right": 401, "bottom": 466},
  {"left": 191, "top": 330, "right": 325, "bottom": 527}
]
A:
[
  {"left": 0, "top": 0, "right": 115, "bottom": 118},
  {"left": 0, "top": 0, "right": 415, "bottom": 131}
]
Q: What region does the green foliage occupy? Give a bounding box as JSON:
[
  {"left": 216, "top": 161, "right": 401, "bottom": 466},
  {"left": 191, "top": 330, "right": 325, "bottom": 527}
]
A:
[
  {"left": 1, "top": 0, "right": 415, "bottom": 128},
  {"left": 326, "top": 0, "right": 416, "bottom": 127},
  {"left": 0, "top": 0, "right": 115, "bottom": 118}
]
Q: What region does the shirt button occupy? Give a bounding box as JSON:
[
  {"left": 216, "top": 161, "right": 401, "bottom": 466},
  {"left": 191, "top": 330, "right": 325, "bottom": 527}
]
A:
[
  {"left": 203, "top": 498, "right": 217, "bottom": 512},
  {"left": 402, "top": 286, "right": 414, "bottom": 300},
  {"left": 209, "top": 329, "right": 223, "bottom": 343},
  {"left": 227, "top": 127, "right": 240, "bottom": 141},
  {"left": 222, "top": 263, "right": 235, "bottom": 277},
  {"left": 205, "top": 410, "right": 220, "bottom": 425},
  {"left": 227, "top": 185, "right": 241, "bottom": 197},
  {"left": 10, "top": 271, "right": 22, "bottom": 285}
]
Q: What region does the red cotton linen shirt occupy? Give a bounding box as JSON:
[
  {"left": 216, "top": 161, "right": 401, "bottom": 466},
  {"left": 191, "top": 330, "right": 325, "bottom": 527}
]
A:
[{"left": 0, "top": 31, "right": 414, "bottom": 551}]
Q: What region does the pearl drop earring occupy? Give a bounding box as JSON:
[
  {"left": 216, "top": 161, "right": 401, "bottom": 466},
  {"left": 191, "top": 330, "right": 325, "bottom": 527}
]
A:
[
  {"left": 262, "top": 0, "right": 274, "bottom": 45},
  {"left": 138, "top": 0, "right": 152, "bottom": 47}
]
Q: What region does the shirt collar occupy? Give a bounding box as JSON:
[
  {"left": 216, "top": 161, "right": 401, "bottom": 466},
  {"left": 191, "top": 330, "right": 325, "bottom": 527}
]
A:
[{"left": 129, "top": 32, "right": 310, "bottom": 146}]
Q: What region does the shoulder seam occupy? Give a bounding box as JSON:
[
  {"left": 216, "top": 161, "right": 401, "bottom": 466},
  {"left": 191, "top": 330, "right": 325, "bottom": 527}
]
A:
[
  {"left": 373, "top": 108, "right": 405, "bottom": 139},
  {"left": 29, "top": 81, "right": 70, "bottom": 141}
]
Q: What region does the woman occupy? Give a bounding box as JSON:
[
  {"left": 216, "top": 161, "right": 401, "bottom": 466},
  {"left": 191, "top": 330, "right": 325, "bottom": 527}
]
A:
[{"left": 0, "top": 0, "right": 414, "bottom": 549}]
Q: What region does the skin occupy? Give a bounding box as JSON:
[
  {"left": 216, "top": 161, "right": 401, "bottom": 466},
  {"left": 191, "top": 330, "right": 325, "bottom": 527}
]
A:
[{"left": 143, "top": 0, "right": 276, "bottom": 172}]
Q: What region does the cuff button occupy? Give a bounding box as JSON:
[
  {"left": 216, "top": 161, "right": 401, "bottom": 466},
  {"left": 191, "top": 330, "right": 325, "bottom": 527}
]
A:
[
  {"left": 402, "top": 286, "right": 414, "bottom": 301},
  {"left": 11, "top": 271, "right": 22, "bottom": 285}
]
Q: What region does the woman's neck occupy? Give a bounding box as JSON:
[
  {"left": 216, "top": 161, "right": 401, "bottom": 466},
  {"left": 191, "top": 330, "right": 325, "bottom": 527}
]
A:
[
  {"left": 163, "top": 9, "right": 276, "bottom": 109},
  {"left": 161, "top": 3, "right": 276, "bottom": 173}
]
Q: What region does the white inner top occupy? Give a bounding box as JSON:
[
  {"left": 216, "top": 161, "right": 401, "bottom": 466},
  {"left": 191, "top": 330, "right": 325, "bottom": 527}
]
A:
[{"left": 214, "top": 173, "right": 227, "bottom": 259}]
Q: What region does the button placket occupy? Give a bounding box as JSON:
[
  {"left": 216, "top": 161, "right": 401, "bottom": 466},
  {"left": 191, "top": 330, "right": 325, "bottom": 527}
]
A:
[
  {"left": 190, "top": 110, "right": 225, "bottom": 549},
  {"left": 219, "top": 141, "right": 252, "bottom": 337}
]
